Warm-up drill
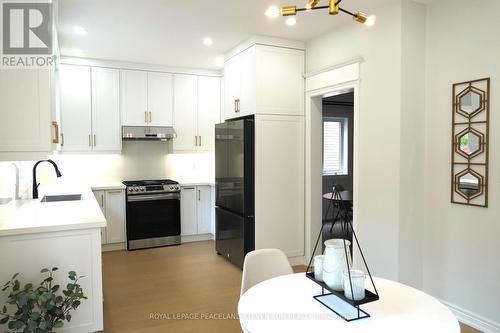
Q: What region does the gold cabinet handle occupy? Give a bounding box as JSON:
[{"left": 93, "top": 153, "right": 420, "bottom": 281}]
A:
[
  {"left": 93, "top": 134, "right": 96, "bottom": 147},
  {"left": 149, "top": 111, "right": 152, "bottom": 123},
  {"left": 235, "top": 99, "right": 241, "bottom": 113},
  {"left": 195, "top": 135, "right": 198, "bottom": 147},
  {"left": 199, "top": 136, "right": 202, "bottom": 146},
  {"left": 145, "top": 111, "right": 148, "bottom": 124},
  {"left": 61, "top": 133, "right": 64, "bottom": 146},
  {"left": 51, "top": 121, "right": 59, "bottom": 144},
  {"left": 89, "top": 134, "right": 92, "bottom": 147}
]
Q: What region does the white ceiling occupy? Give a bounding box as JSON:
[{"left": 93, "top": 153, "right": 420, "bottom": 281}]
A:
[{"left": 58, "top": 0, "right": 397, "bottom": 70}]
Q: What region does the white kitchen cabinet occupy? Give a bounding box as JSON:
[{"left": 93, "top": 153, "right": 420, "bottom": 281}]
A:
[
  {"left": 93, "top": 189, "right": 126, "bottom": 246},
  {"left": 223, "top": 43, "right": 304, "bottom": 120},
  {"left": 120, "top": 70, "right": 148, "bottom": 126},
  {"left": 196, "top": 186, "right": 212, "bottom": 234},
  {"left": 60, "top": 64, "right": 120, "bottom": 152},
  {"left": 60, "top": 64, "right": 92, "bottom": 152},
  {"left": 93, "top": 190, "right": 108, "bottom": 245},
  {"left": 0, "top": 69, "right": 54, "bottom": 156},
  {"left": 255, "top": 115, "right": 305, "bottom": 258},
  {"left": 92, "top": 67, "right": 121, "bottom": 151},
  {"left": 173, "top": 75, "right": 221, "bottom": 151},
  {"left": 181, "top": 185, "right": 213, "bottom": 237},
  {"left": 105, "top": 190, "right": 126, "bottom": 244},
  {"left": 173, "top": 74, "right": 198, "bottom": 151},
  {"left": 147, "top": 72, "right": 174, "bottom": 126},
  {"left": 180, "top": 186, "right": 198, "bottom": 236},
  {"left": 197, "top": 76, "right": 222, "bottom": 151},
  {"left": 120, "top": 70, "right": 174, "bottom": 127}
]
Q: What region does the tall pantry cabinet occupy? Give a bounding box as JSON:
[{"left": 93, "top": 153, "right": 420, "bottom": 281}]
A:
[{"left": 223, "top": 37, "right": 306, "bottom": 260}]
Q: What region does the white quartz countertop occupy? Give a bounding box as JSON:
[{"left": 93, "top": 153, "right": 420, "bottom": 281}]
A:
[
  {"left": 0, "top": 187, "right": 106, "bottom": 237},
  {"left": 90, "top": 182, "right": 126, "bottom": 191},
  {"left": 180, "top": 182, "right": 215, "bottom": 187}
]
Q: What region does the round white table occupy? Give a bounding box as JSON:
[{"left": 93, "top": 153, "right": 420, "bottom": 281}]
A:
[{"left": 238, "top": 273, "right": 459, "bottom": 333}]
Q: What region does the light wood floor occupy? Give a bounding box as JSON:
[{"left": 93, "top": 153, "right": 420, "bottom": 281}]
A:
[{"left": 102, "top": 241, "right": 482, "bottom": 333}]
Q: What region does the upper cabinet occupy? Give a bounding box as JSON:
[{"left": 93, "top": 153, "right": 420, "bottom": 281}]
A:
[
  {"left": 120, "top": 70, "right": 148, "bottom": 126},
  {"left": 173, "top": 74, "right": 221, "bottom": 152},
  {"left": 147, "top": 72, "right": 174, "bottom": 126},
  {"left": 0, "top": 69, "right": 56, "bottom": 158},
  {"left": 60, "top": 65, "right": 92, "bottom": 152},
  {"left": 91, "top": 67, "right": 121, "bottom": 151},
  {"left": 224, "top": 41, "right": 305, "bottom": 120},
  {"left": 59, "top": 64, "right": 120, "bottom": 152},
  {"left": 120, "top": 70, "right": 173, "bottom": 127}
]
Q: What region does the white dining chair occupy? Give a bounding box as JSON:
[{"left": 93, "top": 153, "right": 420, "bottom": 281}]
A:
[{"left": 240, "top": 248, "right": 293, "bottom": 295}]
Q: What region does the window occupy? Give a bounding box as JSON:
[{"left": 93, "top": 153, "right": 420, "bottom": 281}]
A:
[{"left": 323, "top": 117, "right": 348, "bottom": 176}]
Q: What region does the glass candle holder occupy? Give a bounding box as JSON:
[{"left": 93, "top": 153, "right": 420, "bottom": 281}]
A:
[
  {"left": 343, "top": 269, "right": 366, "bottom": 301},
  {"left": 313, "top": 255, "right": 324, "bottom": 281}
]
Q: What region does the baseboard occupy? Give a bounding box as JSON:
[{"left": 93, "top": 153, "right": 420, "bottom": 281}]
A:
[
  {"left": 102, "top": 242, "right": 126, "bottom": 252},
  {"left": 288, "top": 256, "right": 307, "bottom": 266},
  {"left": 181, "top": 234, "right": 215, "bottom": 243},
  {"left": 441, "top": 299, "right": 500, "bottom": 333}
]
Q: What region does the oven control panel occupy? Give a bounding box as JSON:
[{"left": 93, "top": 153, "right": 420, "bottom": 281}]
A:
[{"left": 127, "top": 184, "right": 180, "bottom": 195}]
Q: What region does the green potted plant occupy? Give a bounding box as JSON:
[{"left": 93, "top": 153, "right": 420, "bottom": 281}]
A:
[{"left": 0, "top": 267, "right": 87, "bottom": 333}]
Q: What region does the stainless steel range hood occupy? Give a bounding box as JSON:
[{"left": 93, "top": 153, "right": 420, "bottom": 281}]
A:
[{"left": 122, "top": 126, "right": 176, "bottom": 141}]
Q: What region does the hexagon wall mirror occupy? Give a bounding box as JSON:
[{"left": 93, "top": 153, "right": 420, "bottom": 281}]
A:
[
  {"left": 451, "top": 78, "right": 489, "bottom": 207},
  {"left": 459, "top": 91, "right": 481, "bottom": 115},
  {"left": 457, "top": 172, "right": 480, "bottom": 197},
  {"left": 459, "top": 131, "right": 480, "bottom": 156}
]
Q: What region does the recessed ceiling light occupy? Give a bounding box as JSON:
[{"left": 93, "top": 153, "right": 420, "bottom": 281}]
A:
[
  {"left": 214, "top": 56, "right": 224, "bottom": 67},
  {"left": 286, "top": 17, "right": 297, "bottom": 26},
  {"left": 203, "top": 37, "right": 213, "bottom": 46},
  {"left": 73, "top": 25, "right": 87, "bottom": 36},
  {"left": 265, "top": 5, "right": 280, "bottom": 18}
]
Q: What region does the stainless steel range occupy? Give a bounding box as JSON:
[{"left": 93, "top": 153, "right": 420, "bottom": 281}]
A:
[{"left": 123, "top": 179, "right": 181, "bottom": 250}]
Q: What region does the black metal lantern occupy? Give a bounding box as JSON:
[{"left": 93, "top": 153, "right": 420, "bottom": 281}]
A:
[{"left": 305, "top": 186, "right": 379, "bottom": 321}]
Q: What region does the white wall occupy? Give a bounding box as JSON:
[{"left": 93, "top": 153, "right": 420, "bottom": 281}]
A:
[
  {"left": 398, "top": 0, "right": 426, "bottom": 289},
  {"left": 306, "top": 0, "right": 403, "bottom": 280},
  {"left": 308, "top": 0, "right": 500, "bottom": 328},
  {"left": 423, "top": 0, "right": 500, "bottom": 328},
  {"left": 0, "top": 142, "right": 214, "bottom": 197}
]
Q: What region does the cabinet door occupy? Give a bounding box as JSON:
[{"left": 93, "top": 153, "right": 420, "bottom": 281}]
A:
[
  {"left": 147, "top": 72, "right": 173, "bottom": 126},
  {"left": 59, "top": 65, "right": 92, "bottom": 152},
  {"left": 196, "top": 186, "right": 212, "bottom": 234},
  {"left": 197, "top": 76, "right": 221, "bottom": 151},
  {"left": 93, "top": 190, "right": 107, "bottom": 245},
  {"left": 239, "top": 47, "right": 256, "bottom": 117},
  {"left": 256, "top": 46, "right": 305, "bottom": 116},
  {"left": 223, "top": 56, "right": 241, "bottom": 120},
  {"left": 91, "top": 67, "right": 121, "bottom": 151},
  {"left": 173, "top": 74, "right": 198, "bottom": 151},
  {"left": 0, "top": 69, "right": 52, "bottom": 153},
  {"left": 120, "top": 70, "right": 148, "bottom": 126},
  {"left": 255, "top": 115, "right": 305, "bottom": 258},
  {"left": 181, "top": 187, "right": 198, "bottom": 236},
  {"left": 105, "top": 190, "right": 126, "bottom": 244}
]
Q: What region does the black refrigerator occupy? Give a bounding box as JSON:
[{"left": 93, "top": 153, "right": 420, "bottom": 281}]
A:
[{"left": 215, "top": 117, "right": 255, "bottom": 269}]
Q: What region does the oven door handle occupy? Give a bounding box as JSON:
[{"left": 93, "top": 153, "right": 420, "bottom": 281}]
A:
[{"left": 128, "top": 193, "right": 180, "bottom": 202}]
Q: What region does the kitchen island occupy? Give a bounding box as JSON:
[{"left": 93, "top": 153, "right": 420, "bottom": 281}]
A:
[{"left": 0, "top": 188, "right": 105, "bottom": 332}]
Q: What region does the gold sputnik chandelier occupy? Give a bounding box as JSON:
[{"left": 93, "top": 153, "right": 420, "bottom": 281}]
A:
[{"left": 266, "top": 0, "right": 376, "bottom": 27}]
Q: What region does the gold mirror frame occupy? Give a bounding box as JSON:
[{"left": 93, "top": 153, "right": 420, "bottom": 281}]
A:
[{"left": 451, "top": 78, "right": 490, "bottom": 207}]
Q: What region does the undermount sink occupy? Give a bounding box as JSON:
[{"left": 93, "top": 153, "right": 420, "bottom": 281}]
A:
[{"left": 40, "top": 194, "right": 82, "bottom": 203}]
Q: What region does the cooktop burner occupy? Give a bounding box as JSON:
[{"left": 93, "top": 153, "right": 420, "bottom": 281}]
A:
[{"left": 122, "top": 179, "right": 179, "bottom": 187}]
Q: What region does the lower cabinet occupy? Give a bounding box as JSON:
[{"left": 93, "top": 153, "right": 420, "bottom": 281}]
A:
[
  {"left": 180, "top": 185, "right": 213, "bottom": 239},
  {"left": 93, "top": 189, "right": 126, "bottom": 247}
]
